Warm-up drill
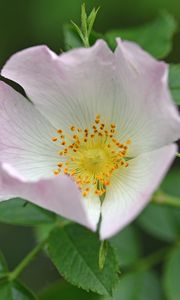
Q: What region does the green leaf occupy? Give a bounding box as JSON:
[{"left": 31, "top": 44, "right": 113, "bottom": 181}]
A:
[
  {"left": 137, "top": 168, "right": 180, "bottom": 241},
  {"left": 63, "top": 24, "right": 83, "bottom": 50},
  {"left": 105, "top": 12, "right": 177, "bottom": 58},
  {"left": 110, "top": 225, "right": 141, "bottom": 267},
  {"left": 0, "top": 198, "right": 56, "bottom": 226},
  {"left": 0, "top": 281, "right": 36, "bottom": 300},
  {"left": 0, "top": 252, "right": 8, "bottom": 276},
  {"left": 64, "top": 12, "right": 177, "bottom": 59},
  {"left": 34, "top": 224, "right": 55, "bottom": 243},
  {"left": 0, "top": 252, "right": 36, "bottom": 299},
  {"left": 87, "top": 7, "right": 100, "bottom": 38},
  {"left": 138, "top": 204, "right": 180, "bottom": 242},
  {"left": 163, "top": 246, "right": 180, "bottom": 300},
  {"left": 63, "top": 24, "right": 102, "bottom": 50},
  {"left": 169, "top": 64, "right": 180, "bottom": 105},
  {"left": 47, "top": 224, "right": 119, "bottom": 296},
  {"left": 81, "top": 3, "right": 88, "bottom": 37},
  {"left": 103, "top": 271, "right": 162, "bottom": 300},
  {"left": 0, "top": 282, "right": 12, "bottom": 299},
  {"left": 39, "top": 281, "right": 99, "bottom": 300}
]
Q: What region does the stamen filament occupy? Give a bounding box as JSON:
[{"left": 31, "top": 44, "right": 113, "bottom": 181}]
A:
[{"left": 51, "top": 115, "right": 131, "bottom": 197}]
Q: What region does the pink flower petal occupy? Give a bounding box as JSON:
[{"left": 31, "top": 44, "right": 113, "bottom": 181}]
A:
[
  {"left": 0, "top": 163, "right": 101, "bottom": 231},
  {"left": 100, "top": 144, "right": 177, "bottom": 240},
  {"left": 2, "top": 40, "right": 179, "bottom": 156},
  {"left": 1, "top": 41, "right": 114, "bottom": 130},
  {"left": 1, "top": 40, "right": 179, "bottom": 238},
  {"left": 114, "top": 39, "right": 180, "bottom": 155},
  {"left": 0, "top": 81, "right": 59, "bottom": 180}
]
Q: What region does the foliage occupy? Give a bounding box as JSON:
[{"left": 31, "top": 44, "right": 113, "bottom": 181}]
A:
[{"left": 47, "top": 224, "right": 119, "bottom": 296}]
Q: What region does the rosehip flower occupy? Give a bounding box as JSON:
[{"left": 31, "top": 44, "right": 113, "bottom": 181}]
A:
[{"left": 0, "top": 39, "right": 179, "bottom": 239}]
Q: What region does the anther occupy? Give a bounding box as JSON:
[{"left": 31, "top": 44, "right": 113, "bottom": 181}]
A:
[
  {"left": 52, "top": 137, "right": 58, "bottom": 142},
  {"left": 64, "top": 168, "right": 68, "bottom": 174},
  {"left": 104, "top": 180, "right": 110, "bottom": 186},
  {"left": 52, "top": 115, "right": 131, "bottom": 196},
  {"left": 54, "top": 169, "right": 60, "bottom": 175},
  {"left": 57, "top": 129, "right": 63, "bottom": 134}
]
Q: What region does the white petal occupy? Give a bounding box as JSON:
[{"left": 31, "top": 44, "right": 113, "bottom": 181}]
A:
[
  {"left": 0, "top": 163, "right": 101, "bottom": 231},
  {"left": 1, "top": 41, "right": 115, "bottom": 130},
  {"left": 2, "top": 40, "right": 179, "bottom": 157},
  {"left": 0, "top": 81, "right": 59, "bottom": 181},
  {"left": 113, "top": 39, "right": 180, "bottom": 155},
  {"left": 100, "top": 144, "right": 177, "bottom": 240}
]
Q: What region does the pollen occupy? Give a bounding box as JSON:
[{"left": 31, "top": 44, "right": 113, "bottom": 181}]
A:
[
  {"left": 57, "top": 129, "right": 63, "bottom": 134},
  {"left": 70, "top": 126, "right": 76, "bottom": 131},
  {"left": 51, "top": 115, "right": 131, "bottom": 198},
  {"left": 51, "top": 137, "right": 58, "bottom": 142}
]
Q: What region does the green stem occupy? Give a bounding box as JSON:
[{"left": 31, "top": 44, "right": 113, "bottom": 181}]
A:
[
  {"left": 132, "top": 246, "right": 170, "bottom": 272},
  {"left": 8, "top": 237, "right": 48, "bottom": 282},
  {"left": 163, "top": 195, "right": 180, "bottom": 208},
  {"left": 153, "top": 191, "right": 180, "bottom": 208},
  {"left": 8, "top": 220, "right": 71, "bottom": 282},
  {"left": 83, "top": 36, "right": 90, "bottom": 48}
]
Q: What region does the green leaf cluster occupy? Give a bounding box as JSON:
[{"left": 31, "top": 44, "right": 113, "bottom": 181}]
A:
[
  {"left": 48, "top": 225, "right": 119, "bottom": 296},
  {"left": 64, "top": 11, "right": 179, "bottom": 105},
  {"left": 1, "top": 171, "right": 179, "bottom": 300},
  {"left": 0, "top": 252, "right": 36, "bottom": 299},
  {"left": 71, "top": 3, "right": 99, "bottom": 48}
]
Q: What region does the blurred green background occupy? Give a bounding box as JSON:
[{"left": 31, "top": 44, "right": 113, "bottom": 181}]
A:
[
  {"left": 0, "top": 0, "right": 180, "bottom": 67},
  {"left": 0, "top": 0, "right": 180, "bottom": 297}
]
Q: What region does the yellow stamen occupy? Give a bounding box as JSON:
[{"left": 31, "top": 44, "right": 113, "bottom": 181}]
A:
[
  {"left": 52, "top": 137, "right": 58, "bottom": 142},
  {"left": 54, "top": 169, "right": 60, "bottom": 175},
  {"left": 51, "top": 115, "right": 131, "bottom": 198},
  {"left": 57, "top": 129, "right": 63, "bottom": 134}
]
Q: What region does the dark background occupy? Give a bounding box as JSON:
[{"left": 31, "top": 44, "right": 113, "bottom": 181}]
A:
[{"left": 0, "top": 0, "right": 179, "bottom": 295}]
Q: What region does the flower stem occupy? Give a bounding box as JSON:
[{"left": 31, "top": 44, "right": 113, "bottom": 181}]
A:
[
  {"left": 131, "top": 246, "right": 170, "bottom": 272},
  {"left": 7, "top": 220, "right": 71, "bottom": 282},
  {"left": 162, "top": 195, "right": 180, "bottom": 207},
  {"left": 8, "top": 237, "right": 48, "bottom": 282},
  {"left": 153, "top": 191, "right": 180, "bottom": 208}
]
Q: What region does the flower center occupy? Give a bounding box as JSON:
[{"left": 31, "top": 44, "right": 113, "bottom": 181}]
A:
[{"left": 51, "top": 115, "right": 131, "bottom": 197}]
